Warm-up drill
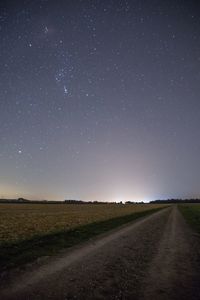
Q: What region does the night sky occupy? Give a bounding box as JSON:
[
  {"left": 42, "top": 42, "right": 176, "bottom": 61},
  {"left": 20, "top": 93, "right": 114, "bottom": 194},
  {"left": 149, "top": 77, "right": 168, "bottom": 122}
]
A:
[{"left": 1, "top": 0, "right": 200, "bottom": 202}]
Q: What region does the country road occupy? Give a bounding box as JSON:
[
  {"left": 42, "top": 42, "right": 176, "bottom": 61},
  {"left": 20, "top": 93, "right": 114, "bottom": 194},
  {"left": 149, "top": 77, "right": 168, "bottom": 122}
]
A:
[{"left": 1, "top": 206, "right": 200, "bottom": 300}]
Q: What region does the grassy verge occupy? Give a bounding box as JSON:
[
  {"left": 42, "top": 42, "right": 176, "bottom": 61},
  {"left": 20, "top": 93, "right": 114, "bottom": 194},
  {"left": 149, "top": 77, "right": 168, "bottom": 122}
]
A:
[
  {"left": 0, "top": 206, "right": 165, "bottom": 272},
  {"left": 179, "top": 204, "right": 200, "bottom": 233}
]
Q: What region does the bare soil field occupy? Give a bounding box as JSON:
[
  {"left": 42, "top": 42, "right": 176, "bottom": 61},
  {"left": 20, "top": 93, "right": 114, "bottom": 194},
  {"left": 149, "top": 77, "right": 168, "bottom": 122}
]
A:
[
  {"left": 0, "top": 204, "right": 164, "bottom": 271},
  {"left": 0, "top": 205, "right": 200, "bottom": 300},
  {"left": 0, "top": 203, "right": 164, "bottom": 244}
]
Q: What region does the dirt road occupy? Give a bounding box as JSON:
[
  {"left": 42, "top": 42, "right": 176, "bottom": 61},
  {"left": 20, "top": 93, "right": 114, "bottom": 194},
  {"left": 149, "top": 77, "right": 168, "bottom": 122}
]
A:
[{"left": 1, "top": 206, "right": 200, "bottom": 300}]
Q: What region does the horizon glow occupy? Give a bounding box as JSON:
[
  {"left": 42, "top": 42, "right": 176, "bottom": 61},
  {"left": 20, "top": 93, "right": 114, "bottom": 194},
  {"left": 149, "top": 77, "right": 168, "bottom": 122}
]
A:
[{"left": 0, "top": 1, "right": 200, "bottom": 202}]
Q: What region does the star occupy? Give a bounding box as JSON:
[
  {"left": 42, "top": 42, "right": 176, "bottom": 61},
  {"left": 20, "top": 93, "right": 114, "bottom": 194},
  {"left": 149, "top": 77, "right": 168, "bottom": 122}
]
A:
[
  {"left": 64, "top": 85, "right": 68, "bottom": 94},
  {"left": 44, "top": 26, "right": 49, "bottom": 34}
]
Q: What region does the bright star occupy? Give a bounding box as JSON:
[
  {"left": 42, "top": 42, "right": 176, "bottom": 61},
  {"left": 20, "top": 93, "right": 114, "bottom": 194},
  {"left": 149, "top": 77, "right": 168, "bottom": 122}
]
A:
[
  {"left": 64, "top": 85, "right": 68, "bottom": 94},
  {"left": 44, "top": 26, "right": 49, "bottom": 34}
]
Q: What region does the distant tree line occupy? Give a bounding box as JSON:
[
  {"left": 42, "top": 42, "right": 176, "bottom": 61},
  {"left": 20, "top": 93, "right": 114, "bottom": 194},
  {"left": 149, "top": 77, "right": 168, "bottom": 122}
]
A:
[
  {"left": 64, "top": 200, "right": 120, "bottom": 204},
  {"left": 1, "top": 198, "right": 200, "bottom": 204},
  {"left": 0, "top": 198, "right": 122, "bottom": 204},
  {"left": 0, "top": 198, "right": 61, "bottom": 204},
  {"left": 125, "top": 201, "right": 146, "bottom": 204},
  {"left": 150, "top": 199, "right": 200, "bottom": 204}
]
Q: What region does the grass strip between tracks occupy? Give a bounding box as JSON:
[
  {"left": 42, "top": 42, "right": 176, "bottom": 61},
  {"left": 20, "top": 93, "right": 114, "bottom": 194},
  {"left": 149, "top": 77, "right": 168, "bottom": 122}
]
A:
[
  {"left": 0, "top": 206, "right": 166, "bottom": 272},
  {"left": 179, "top": 204, "right": 200, "bottom": 233}
]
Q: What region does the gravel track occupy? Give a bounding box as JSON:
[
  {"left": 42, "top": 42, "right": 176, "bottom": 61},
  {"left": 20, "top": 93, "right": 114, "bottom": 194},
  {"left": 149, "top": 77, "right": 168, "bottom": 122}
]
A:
[{"left": 1, "top": 206, "right": 200, "bottom": 300}]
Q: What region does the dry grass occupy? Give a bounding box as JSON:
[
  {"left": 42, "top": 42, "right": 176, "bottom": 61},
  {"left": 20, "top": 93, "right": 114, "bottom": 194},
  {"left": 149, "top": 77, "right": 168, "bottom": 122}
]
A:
[{"left": 0, "top": 203, "right": 164, "bottom": 244}]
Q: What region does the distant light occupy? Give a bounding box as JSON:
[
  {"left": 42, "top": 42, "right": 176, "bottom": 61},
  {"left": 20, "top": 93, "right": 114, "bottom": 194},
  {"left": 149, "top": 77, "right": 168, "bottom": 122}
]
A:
[{"left": 114, "top": 197, "right": 125, "bottom": 203}]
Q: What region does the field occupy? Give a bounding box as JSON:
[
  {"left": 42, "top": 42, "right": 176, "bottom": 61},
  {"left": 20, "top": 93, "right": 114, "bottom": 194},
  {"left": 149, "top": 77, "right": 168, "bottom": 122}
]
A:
[
  {"left": 0, "top": 203, "right": 165, "bottom": 271},
  {"left": 179, "top": 204, "right": 200, "bottom": 232},
  {"left": 0, "top": 203, "right": 164, "bottom": 245}
]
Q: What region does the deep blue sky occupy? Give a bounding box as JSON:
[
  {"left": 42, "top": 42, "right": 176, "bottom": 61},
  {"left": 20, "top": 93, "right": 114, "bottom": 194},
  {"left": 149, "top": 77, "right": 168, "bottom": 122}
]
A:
[{"left": 0, "top": 0, "right": 200, "bottom": 201}]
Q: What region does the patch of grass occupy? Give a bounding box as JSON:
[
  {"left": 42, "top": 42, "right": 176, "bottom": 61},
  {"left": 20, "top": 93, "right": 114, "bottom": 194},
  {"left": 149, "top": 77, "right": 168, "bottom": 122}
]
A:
[
  {"left": 0, "top": 206, "right": 164, "bottom": 272},
  {"left": 179, "top": 204, "right": 200, "bottom": 233}
]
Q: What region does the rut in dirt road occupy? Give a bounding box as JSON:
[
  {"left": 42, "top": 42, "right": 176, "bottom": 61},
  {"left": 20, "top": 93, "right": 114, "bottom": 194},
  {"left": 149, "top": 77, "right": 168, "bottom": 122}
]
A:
[{"left": 1, "top": 206, "right": 200, "bottom": 300}]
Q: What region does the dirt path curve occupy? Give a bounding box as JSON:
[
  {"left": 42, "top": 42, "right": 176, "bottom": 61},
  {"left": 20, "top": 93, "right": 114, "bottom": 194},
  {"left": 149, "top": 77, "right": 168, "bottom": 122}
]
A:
[{"left": 1, "top": 206, "right": 200, "bottom": 300}]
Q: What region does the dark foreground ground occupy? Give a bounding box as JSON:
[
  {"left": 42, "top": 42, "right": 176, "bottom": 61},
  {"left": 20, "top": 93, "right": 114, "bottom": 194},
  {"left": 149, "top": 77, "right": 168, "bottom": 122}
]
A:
[{"left": 1, "top": 206, "right": 200, "bottom": 300}]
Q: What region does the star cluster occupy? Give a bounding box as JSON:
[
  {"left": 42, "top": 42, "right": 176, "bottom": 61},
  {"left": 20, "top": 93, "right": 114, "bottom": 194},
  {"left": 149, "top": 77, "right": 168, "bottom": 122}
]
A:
[{"left": 0, "top": 0, "right": 200, "bottom": 201}]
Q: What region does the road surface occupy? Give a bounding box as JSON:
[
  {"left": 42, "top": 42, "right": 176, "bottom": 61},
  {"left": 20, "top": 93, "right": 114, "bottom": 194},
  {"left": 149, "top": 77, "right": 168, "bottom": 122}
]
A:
[{"left": 1, "top": 206, "right": 200, "bottom": 300}]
